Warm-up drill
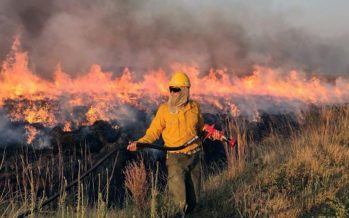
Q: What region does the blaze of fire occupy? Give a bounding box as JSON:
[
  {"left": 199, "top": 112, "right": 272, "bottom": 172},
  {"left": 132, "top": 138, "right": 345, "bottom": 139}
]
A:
[
  {"left": 1, "top": 36, "right": 349, "bottom": 129},
  {"left": 63, "top": 122, "right": 72, "bottom": 132},
  {"left": 7, "top": 100, "right": 57, "bottom": 126},
  {"left": 25, "top": 125, "right": 38, "bottom": 144},
  {"left": 84, "top": 106, "right": 109, "bottom": 126}
]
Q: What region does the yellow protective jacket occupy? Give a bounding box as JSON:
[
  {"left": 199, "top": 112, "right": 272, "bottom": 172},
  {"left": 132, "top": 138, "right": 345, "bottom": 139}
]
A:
[{"left": 138, "top": 100, "right": 204, "bottom": 153}]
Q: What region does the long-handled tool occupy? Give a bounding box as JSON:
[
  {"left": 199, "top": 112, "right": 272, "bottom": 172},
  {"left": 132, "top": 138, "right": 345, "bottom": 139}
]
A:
[{"left": 17, "top": 136, "right": 200, "bottom": 218}]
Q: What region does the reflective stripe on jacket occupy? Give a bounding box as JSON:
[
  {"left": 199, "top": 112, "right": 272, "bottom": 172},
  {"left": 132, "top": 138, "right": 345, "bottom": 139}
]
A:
[{"left": 137, "top": 100, "right": 204, "bottom": 153}]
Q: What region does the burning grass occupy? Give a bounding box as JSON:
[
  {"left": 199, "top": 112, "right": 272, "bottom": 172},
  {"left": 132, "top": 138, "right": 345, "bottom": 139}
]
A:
[
  {"left": 2, "top": 36, "right": 349, "bottom": 138},
  {"left": 1, "top": 105, "right": 349, "bottom": 217}
]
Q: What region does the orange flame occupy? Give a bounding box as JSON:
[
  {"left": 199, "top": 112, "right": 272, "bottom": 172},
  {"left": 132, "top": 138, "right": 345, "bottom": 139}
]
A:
[
  {"left": 25, "top": 125, "right": 38, "bottom": 144},
  {"left": 63, "top": 121, "right": 72, "bottom": 132},
  {"left": 1, "top": 36, "right": 349, "bottom": 128}
]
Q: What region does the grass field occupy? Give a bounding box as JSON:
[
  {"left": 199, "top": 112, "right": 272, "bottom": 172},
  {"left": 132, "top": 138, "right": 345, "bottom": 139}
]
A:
[{"left": 1, "top": 105, "right": 349, "bottom": 217}]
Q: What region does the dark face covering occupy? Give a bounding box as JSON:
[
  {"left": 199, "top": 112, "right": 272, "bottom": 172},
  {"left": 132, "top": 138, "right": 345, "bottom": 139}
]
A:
[{"left": 168, "top": 87, "right": 189, "bottom": 113}]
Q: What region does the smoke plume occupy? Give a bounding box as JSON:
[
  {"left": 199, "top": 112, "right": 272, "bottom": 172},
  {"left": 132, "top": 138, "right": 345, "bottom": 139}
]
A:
[{"left": 1, "top": 0, "right": 348, "bottom": 78}]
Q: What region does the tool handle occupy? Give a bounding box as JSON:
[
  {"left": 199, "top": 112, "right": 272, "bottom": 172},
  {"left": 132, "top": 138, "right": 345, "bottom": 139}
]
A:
[{"left": 136, "top": 135, "right": 199, "bottom": 151}]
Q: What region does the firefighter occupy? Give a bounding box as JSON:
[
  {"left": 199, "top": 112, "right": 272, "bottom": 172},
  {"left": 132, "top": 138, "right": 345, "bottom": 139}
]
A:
[{"left": 127, "top": 71, "right": 205, "bottom": 213}]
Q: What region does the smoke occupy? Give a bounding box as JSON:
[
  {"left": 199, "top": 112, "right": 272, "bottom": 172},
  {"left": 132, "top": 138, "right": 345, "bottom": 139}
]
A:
[
  {"left": 1, "top": 0, "right": 348, "bottom": 78},
  {"left": 0, "top": 112, "right": 26, "bottom": 147}
]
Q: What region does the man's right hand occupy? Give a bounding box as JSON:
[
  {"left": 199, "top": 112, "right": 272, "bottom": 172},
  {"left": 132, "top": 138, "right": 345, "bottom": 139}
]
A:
[{"left": 127, "top": 141, "right": 138, "bottom": 151}]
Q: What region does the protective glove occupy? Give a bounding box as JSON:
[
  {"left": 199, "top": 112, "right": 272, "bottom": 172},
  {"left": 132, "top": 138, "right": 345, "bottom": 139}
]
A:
[{"left": 127, "top": 141, "right": 137, "bottom": 151}]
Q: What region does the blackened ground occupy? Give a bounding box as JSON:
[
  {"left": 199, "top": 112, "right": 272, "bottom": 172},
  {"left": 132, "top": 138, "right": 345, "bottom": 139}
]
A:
[{"left": 0, "top": 109, "right": 303, "bottom": 209}]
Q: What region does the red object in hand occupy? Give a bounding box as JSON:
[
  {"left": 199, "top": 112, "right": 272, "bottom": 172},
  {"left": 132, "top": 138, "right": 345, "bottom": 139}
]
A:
[
  {"left": 203, "top": 124, "right": 223, "bottom": 140},
  {"left": 203, "top": 124, "right": 237, "bottom": 147}
]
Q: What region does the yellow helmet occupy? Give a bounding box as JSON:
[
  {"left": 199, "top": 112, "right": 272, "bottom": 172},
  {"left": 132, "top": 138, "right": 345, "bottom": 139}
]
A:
[{"left": 169, "top": 72, "right": 191, "bottom": 87}]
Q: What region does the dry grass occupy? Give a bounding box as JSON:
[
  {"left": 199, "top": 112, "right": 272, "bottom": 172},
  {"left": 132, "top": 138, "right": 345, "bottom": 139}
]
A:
[
  {"left": 198, "top": 105, "right": 349, "bottom": 217},
  {"left": 1, "top": 105, "right": 349, "bottom": 217},
  {"left": 124, "top": 158, "right": 149, "bottom": 211}
]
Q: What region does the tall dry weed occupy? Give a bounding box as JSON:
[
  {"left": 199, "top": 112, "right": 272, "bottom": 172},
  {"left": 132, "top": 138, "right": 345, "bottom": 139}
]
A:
[
  {"left": 224, "top": 116, "right": 248, "bottom": 178},
  {"left": 124, "top": 159, "right": 149, "bottom": 210}
]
